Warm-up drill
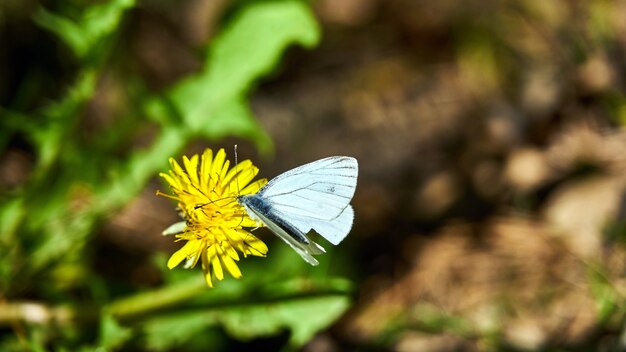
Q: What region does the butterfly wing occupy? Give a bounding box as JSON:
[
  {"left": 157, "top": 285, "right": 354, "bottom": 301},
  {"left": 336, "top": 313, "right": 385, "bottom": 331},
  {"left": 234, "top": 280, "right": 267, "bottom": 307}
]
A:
[
  {"left": 286, "top": 204, "right": 354, "bottom": 245},
  {"left": 239, "top": 196, "right": 325, "bottom": 266},
  {"left": 256, "top": 156, "right": 358, "bottom": 244}
]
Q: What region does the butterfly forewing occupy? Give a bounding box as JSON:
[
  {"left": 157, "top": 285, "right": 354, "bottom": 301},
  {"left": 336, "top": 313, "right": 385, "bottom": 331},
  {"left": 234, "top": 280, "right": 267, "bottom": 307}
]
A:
[{"left": 258, "top": 157, "right": 358, "bottom": 220}]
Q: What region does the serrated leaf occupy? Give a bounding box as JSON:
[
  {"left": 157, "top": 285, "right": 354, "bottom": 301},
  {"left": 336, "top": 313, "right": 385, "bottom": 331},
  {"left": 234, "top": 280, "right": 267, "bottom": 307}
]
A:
[
  {"left": 143, "top": 311, "right": 222, "bottom": 351},
  {"left": 143, "top": 294, "right": 350, "bottom": 350},
  {"left": 221, "top": 295, "right": 351, "bottom": 347},
  {"left": 166, "top": 0, "right": 320, "bottom": 152},
  {"left": 98, "top": 314, "right": 133, "bottom": 350},
  {"left": 198, "top": 96, "right": 274, "bottom": 154},
  {"left": 34, "top": 0, "right": 135, "bottom": 59}
]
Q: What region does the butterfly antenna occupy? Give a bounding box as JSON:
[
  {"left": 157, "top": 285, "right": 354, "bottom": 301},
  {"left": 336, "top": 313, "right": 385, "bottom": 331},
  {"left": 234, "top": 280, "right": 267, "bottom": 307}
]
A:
[
  {"left": 194, "top": 194, "right": 233, "bottom": 210},
  {"left": 234, "top": 145, "right": 241, "bottom": 197},
  {"left": 234, "top": 144, "right": 246, "bottom": 228},
  {"left": 233, "top": 145, "right": 260, "bottom": 246},
  {"left": 194, "top": 172, "right": 235, "bottom": 210}
]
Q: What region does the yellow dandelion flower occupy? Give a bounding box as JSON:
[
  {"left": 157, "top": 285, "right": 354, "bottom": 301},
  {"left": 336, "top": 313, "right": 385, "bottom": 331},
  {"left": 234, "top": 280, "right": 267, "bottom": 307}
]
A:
[{"left": 157, "top": 148, "right": 268, "bottom": 287}]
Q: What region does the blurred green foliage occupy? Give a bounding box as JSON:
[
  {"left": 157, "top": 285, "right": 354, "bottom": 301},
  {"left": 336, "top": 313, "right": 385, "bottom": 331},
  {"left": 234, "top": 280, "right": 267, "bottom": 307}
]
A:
[{"left": 0, "top": 0, "right": 353, "bottom": 350}]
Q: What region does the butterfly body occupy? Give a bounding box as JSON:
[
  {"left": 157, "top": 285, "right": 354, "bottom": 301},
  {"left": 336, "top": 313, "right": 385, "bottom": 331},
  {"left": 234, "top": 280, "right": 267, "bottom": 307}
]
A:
[{"left": 237, "top": 156, "right": 358, "bottom": 265}]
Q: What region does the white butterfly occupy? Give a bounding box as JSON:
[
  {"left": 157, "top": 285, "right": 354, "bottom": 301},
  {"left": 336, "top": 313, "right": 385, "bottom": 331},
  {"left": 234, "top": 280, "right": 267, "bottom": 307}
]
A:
[{"left": 238, "top": 156, "right": 358, "bottom": 265}]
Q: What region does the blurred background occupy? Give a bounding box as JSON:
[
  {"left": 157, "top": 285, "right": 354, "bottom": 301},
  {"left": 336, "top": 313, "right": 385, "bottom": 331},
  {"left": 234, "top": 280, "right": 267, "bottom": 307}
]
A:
[{"left": 1, "top": 0, "right": 626, "bottom": 350}]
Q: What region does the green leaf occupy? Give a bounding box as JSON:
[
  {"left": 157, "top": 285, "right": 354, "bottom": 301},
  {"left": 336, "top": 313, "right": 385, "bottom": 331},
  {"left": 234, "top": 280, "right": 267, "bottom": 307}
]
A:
[
  {"left": 98, "top": 314, "right": 133, "bottom": 350},
  {"left": 198, "top": 96, "right": 274, "bottom": 154},
  {"left": 143, "top": 295, "right": 350, "bottom": 350},
  {"left": 0, "top": 199, "right": 25, "bottom": 289},
  {"left": 34, "top": 0, "right": 135, "bottom": 59},
  {"left": 222, "top": 295, "right": 351, "bottom": 347},
  {"left": 122, "top": 249, "right": 352, "bottom": 350},
  {"left": 166, "top": 0, "right": 320, "bottom": 153},
  {"left": 587, "top": 265, "right": 618, "bottom": 323},
  {"left": 142, "top": 313, "right": 226, "bottom": 351},
  {"left": 33, "top": 8, "right": 85, "bottom": 57},
  {"left": 32, "top": 70, "right": 98, "bottom": 178}
]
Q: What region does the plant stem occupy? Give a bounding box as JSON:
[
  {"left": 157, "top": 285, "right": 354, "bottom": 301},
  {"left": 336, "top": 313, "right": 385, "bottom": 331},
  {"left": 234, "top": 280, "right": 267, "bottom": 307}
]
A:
[
  {"left": 0, "top": 275, "right": 206, "bottom": 327},
  {"left": 106, "top": 276, "right": 207, "bottom": 320}
]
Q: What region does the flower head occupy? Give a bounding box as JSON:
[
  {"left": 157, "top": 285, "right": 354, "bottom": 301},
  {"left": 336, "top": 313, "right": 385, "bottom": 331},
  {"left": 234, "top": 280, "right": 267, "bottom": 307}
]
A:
[{"left": 157, "top": 148, "right": 267, "bottom": 287}]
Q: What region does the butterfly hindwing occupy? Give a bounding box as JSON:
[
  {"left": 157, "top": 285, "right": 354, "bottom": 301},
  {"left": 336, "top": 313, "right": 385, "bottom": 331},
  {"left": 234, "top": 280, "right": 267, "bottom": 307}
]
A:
[{"left": 285, "top": 205, "right": 354, "bottom": 245}]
